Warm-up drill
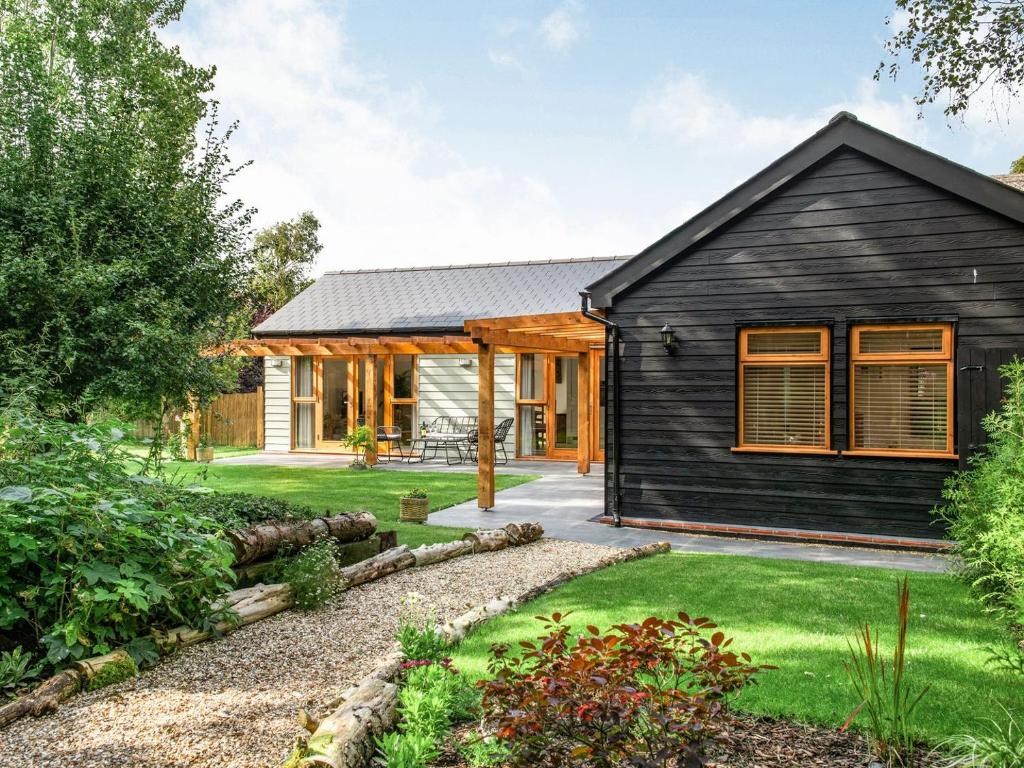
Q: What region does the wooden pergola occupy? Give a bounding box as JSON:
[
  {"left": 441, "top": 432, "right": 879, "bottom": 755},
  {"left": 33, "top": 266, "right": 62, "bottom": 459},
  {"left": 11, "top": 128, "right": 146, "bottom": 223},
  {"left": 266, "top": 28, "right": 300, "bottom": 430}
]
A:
[
  {"left": 218, "top": 312, "right": 607, "bottom": 509},
  {"left": 465, "top": 311, "right": 606, "bottom": 509}
]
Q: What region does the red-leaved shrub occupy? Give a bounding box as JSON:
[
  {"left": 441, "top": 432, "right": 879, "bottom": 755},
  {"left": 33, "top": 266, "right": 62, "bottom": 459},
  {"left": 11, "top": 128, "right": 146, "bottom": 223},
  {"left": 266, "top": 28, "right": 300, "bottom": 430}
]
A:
[{"left": 479, "top": 611, "right": 773, "bottom": 768}]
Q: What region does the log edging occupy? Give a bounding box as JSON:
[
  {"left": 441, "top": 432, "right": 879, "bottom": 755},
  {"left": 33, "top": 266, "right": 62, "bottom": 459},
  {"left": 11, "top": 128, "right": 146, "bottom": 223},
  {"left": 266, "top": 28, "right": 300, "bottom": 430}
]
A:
[
  {"left": 321, "top": 541, "right": 674, "bottom": 768},
  {"left": 0, "top": 521, "right": 547, "bottom": 732}
]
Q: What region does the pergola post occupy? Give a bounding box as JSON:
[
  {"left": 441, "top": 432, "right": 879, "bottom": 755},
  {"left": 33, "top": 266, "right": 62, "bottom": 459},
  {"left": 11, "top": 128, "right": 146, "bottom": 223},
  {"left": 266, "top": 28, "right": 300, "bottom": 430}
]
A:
[
  {"left": 477, "top": 342, "right": 495, "bottom": 509},
  {"left": 364, "top": 355, "right": 378, "bottom": 465},
  {"left": 577, "top": 351, "right": 591, "bottom": 475}
]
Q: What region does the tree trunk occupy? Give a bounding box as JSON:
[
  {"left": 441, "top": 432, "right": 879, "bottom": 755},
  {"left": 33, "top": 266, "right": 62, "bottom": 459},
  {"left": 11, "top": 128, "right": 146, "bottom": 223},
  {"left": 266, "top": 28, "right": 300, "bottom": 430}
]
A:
[
  {"left": 72, "top": 649, "right": 133, "bottom": 683},
  {"left": 154, "top": 583, "right": 294, "bottom": 651},
  {"left": 461, "top": 528, "right": 509, "bottom": 552},
  {"left": 300, "top": 678, "right": 398, "bottom": 768},
  {"left": 436, "top": 596, "right": 516, "bottom": 643},
  {"left": 0, "top": 669, "right": 81, "bottom": 728},
  {"left": 338, "top": 545, "right": 415, "bottom": 589},
  {"left": 411, "top": 540, "right": 474, "bottom": 567},
  {"left": 227, "top": 512, "right": 377, "bottom": 565},
  {"left": 502, "top": 521, "right": 544, "bottom": 546}
]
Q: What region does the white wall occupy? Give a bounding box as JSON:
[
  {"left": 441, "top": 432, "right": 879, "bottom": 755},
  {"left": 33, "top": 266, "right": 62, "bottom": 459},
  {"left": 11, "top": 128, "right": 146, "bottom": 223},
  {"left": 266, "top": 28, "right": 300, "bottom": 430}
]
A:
[
  {"left": 263, "top": 356, "right": 291, "bottom": 451},
  {"left": 417, "top": 354, "right": 516, "bottom": 456}
]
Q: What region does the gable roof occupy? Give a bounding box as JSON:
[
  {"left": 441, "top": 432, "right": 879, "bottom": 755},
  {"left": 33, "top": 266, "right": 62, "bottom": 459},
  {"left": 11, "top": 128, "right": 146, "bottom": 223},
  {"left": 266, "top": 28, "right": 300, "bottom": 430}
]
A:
[
  {"left": 586, "top": 112, "right": 1024, "bottom": 307},
  {"left": 254, "top": 256, "right": 630, "bottom": 336}
]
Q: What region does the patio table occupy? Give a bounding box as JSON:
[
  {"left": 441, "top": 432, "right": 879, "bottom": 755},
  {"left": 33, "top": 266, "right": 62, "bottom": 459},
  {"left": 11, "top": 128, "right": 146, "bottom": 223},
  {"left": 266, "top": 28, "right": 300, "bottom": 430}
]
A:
[{"left": 407, "top": 431, "right": 472, "bottom": 465}]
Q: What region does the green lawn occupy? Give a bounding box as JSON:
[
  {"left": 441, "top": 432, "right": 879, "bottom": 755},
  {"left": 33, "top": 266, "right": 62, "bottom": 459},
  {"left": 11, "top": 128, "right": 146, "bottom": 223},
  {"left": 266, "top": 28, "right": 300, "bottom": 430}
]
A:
[
  {"left": 123, "top": 442, "right": 261, "bottom": 460},
  {"left": 449, "top": 552, "right": 1022, "bottom": 743},
  {"left": 163, "top": 462, "right": 538, "bottom": 547}
]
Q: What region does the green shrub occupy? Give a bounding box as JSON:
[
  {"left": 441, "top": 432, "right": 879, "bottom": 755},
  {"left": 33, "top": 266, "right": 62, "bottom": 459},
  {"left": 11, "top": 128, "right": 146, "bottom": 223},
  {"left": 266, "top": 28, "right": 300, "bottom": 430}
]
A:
[
  {"left": 936, "top": 358, "right": 1024, "bottom": 622},
  {"left": 402, "top": 488, "right": 428, "bottom": 500},
  {"left": 480, "top": 611, "right": 770, "bottom": 768},
  {"left": 282, "top": 540, "right": 343, "bottom": 610},
  {"left": 396, "top": 592, "right": 448, "bottom": 663},
  {"left": 457, "top": 733, "right": 511, "bottom": 768},
  {"left": 85, "top": 654, "right": 138, "bottom": 692},
  {"left": 168, "top": 490, "right": 318, "bottom": 530},
  {"left": 375, "top": 662, "right": 478, "bottom": 768},
  {"left": 0, "top": 415, "right": 236, "bottom": 666},
  {"left": 0, "top": 647, "right": 43, "bottom": 698},
  {"left": 940, "top": 708, "right": 1024, "bottom": 768}
]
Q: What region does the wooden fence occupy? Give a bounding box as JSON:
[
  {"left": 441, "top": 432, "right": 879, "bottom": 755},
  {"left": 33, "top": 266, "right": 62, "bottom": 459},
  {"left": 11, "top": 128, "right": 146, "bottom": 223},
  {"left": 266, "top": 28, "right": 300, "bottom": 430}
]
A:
[{"left": 134, "top": 388, "right": 264, "bottom": 448}]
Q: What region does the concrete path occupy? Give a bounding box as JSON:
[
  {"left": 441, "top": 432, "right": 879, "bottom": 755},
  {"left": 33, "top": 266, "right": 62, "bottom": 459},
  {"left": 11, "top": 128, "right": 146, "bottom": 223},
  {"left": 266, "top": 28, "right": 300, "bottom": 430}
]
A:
[{"left": 428, "top": 471, "right": 949, "bottom": 573}]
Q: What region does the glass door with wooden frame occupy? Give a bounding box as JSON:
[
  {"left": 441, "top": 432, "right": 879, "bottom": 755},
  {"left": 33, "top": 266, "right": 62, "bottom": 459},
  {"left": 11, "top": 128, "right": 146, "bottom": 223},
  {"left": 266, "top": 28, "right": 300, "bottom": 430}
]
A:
[{"left": 516, "top": 352, "right": 592, "bottom": 460}]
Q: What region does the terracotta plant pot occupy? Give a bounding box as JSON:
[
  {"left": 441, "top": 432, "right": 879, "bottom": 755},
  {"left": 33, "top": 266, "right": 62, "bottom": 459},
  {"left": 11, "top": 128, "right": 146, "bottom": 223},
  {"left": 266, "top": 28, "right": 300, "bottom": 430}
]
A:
[
  {"left": 196, "top": 446, "right": 215, "bottom": 463},
  {"left": 399, "top": 496, "right": 429, "bottom": 523}
]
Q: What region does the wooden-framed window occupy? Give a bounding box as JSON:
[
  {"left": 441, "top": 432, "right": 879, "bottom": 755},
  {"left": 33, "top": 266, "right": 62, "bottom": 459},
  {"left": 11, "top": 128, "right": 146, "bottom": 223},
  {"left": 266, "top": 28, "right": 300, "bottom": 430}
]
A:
[
  {"left": 849, "top": 323, "right": 955, "bottom": 458},
  {"left": 734, "top": 327, "right": 832, "bottom": 454},
  {"left": 388, "top": 354, "right": 418, "bottom": 446},
  {"left": 291, "top": 356, "right": 319, "bottom": 450}
]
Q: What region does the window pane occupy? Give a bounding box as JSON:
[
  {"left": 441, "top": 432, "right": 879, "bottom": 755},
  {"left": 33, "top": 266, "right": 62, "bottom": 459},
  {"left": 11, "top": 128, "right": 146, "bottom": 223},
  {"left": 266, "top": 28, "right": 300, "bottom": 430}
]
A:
[
  {"left": 294, "top": 357, "right": 314, "bottom": 397},
  {"left": 294, "top": 402, "right": 315, "bottom": 449},
  {"left": 742, "top": 365, "right": 826, "bottom": 447},
  {"left": 519, "top": 354, "right": 544, "bottom": 400},
  {"left": 554, "top": 356, "right": 579, "bottom": 449},
  {"left": 394, "top": 355, "right": 415, "bottom": 399},
  {"left": 747, "top": 330, "right": 821, "bottom": 355},
  {"left": 854, "top": 364, "right": 948, "bottom": 451},
  {"left": 517, "top": 405, "right": 547, "bottom": 456},
  {"left": 859, "top": 328, "right": 943, "bottom": 355},
  {"left": 322, "top": 359, "right": 348, "bottom": 441},
  {"left": 392, "top": 404, "right": 415, "bottom": 447}
]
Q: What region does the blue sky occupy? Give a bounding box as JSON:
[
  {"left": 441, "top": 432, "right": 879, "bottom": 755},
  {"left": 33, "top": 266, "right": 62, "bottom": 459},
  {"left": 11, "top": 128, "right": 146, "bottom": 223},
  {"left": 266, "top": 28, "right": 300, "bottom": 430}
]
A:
[{"left": 169, "top": 1, "right": 1024, "bottom": 274}]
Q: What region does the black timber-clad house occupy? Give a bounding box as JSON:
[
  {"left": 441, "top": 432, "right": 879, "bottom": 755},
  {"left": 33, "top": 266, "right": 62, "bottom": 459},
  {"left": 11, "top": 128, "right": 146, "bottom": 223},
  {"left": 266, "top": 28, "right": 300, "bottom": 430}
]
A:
[{"left": 587, "top": 112, "right": 1024, "bottom": 545}]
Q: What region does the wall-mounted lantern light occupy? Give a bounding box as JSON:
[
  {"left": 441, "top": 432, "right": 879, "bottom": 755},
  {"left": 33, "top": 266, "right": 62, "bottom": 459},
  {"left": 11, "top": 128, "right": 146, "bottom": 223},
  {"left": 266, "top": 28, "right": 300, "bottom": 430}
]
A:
[{"left": 660, "top": 324, "right": 676, "bottom": 354}]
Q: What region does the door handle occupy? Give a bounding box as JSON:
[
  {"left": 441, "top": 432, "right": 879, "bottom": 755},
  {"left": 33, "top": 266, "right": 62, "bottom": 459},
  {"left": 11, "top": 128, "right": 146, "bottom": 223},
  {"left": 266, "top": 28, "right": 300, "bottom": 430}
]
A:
[{"left": 959, "top": 365, "right": 984, "bottom": 372}]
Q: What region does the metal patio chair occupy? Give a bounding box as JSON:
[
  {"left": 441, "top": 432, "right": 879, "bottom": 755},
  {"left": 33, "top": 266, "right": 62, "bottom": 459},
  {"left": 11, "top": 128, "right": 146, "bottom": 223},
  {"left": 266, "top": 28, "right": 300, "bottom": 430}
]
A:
[{"left": 464, "top": 416, "right": 514, "bottom": 465}]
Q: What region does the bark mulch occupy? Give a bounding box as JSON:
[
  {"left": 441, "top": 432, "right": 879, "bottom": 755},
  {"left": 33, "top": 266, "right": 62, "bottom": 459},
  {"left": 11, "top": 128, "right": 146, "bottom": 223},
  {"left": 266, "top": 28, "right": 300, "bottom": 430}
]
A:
[{"left": 434, "top": 714, "right": 943, "bottom": 768}]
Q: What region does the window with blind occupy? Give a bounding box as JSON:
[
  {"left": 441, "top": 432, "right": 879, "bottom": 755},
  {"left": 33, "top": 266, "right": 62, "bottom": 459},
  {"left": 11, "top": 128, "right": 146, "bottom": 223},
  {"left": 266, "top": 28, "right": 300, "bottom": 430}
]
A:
[
  {"left": 849, "top": 324, "right": 955, "bottom": 457},
  {"left": 736, "top": 327, "right": 831, "bottom": 453}
]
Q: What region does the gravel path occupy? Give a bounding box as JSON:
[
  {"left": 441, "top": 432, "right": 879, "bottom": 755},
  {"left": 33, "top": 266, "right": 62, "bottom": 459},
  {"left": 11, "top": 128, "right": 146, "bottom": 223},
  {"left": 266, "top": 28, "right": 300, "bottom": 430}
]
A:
[{"left": 0, "top": 539, "right": 617, "bottom": 768}]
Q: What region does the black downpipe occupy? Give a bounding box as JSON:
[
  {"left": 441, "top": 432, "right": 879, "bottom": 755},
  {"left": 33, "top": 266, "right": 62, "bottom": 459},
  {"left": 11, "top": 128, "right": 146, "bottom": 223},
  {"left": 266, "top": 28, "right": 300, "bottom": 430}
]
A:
[{"left": 580, "top": 291, "right": 622, "bottom": 527}]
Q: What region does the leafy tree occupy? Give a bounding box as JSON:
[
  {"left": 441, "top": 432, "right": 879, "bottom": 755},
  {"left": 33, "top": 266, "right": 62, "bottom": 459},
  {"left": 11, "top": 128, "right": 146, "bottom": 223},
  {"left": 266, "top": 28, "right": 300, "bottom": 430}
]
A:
[
  {"left": 878, "top": 0, "right": 1024, "bottom": 118},
  {"left": 0, "top": 0, "right": 251, "bottom": 418},
  {"left": 235, "top": 211, "right": 322, "bottom": 390},
  {"left": 1011, "top": 155, "right": 1024, "bottom": 173},
  {"left": 242, "top": 211, "right": 322, "bottom": 327}
]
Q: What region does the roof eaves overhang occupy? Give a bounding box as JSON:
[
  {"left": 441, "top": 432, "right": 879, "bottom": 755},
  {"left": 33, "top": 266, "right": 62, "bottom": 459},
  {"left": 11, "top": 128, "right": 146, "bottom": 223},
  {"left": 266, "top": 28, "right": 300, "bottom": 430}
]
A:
[{"left": 586, "top": 113, "right": 1024, "bottom": 308}]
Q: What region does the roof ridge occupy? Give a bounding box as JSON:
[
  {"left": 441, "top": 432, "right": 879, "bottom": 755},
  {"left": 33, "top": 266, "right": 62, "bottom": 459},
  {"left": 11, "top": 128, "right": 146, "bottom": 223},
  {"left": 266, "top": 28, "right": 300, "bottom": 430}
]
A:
[{"left": 322, "top": 255, "right": 631, "bottom": 276}]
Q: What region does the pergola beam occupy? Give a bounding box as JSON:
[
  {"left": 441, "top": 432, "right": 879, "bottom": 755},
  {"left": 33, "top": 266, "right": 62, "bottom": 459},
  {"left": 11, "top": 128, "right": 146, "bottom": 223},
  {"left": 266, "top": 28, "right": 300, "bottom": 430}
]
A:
[
  {"left": 466, "top": 326, "right": 594, "bottom": 353},
  {"left": 466, "top": 310, "right": 602, "bottom": 331}
]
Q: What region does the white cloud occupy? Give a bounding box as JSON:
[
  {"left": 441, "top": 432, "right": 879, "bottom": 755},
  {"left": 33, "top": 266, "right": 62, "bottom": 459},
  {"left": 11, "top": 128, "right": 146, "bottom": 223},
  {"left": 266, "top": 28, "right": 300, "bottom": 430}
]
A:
[
  {"left": 631, "top": 72, "right": 926, "bottom": 154},
  {"left": 165, "top": 0, "right": 640, "bottom": 274},
  {"left": 539, "top": 0, "right": 585, "bottom": 52},
  {"left": 488, "top": 49, "right": 526, "bottom": 74}
]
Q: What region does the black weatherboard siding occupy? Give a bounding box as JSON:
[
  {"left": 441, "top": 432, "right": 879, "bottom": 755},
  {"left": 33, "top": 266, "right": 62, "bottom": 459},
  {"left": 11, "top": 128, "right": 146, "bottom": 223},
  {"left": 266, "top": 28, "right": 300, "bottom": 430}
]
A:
[{"left": 599, "top": 141, "right": 1024, "bottom": 540}]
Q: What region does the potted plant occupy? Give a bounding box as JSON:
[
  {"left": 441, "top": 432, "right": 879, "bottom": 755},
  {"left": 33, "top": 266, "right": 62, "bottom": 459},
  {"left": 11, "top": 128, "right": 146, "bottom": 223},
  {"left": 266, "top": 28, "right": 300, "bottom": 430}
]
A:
[
  {"left": 399, "top": 488, "right": 429, "bottom": 523},
  {"left": 196, "top": 433, "right": 214, "bottom": 463},
  {"left": 343, "top": 425, "right": 375, "bottom": 469}
]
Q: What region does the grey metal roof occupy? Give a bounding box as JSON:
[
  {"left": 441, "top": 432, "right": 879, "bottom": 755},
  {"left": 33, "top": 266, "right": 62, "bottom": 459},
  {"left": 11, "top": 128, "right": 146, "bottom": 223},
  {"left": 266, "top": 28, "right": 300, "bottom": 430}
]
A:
[{"left": 254, "top": 256, "right": 630, "bottom": 335}]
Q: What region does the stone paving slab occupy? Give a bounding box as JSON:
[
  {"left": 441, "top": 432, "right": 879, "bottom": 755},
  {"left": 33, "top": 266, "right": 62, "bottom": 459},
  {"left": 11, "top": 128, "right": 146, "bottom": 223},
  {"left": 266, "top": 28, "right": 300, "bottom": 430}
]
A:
[{"left": 427, "top": 471, "right": 950, "bottom": 573}]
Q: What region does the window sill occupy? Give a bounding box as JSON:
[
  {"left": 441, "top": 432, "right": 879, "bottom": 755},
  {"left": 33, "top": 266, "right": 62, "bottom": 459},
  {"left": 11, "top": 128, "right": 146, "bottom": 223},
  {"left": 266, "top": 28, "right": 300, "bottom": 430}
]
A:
[
  {"left": 841, "top": 450, "right": 959, "bottom": 460},
  {"left": 731, "top": 446, "right": 838, "bottom": 456}
]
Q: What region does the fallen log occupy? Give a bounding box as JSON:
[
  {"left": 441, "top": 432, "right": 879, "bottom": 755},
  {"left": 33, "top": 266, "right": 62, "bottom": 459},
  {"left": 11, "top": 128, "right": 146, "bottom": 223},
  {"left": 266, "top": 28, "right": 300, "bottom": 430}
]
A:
[
  {"left": 0, "top": 669, "right": 81, "bottom": 728},
  {"left": 154, "top": 583, "right": 294, "bottom": 652},
  {"left": 228, "top": 512, "right": 377, "bottom": 566},
  {"left": 338, "top": 545, "right": 415, "bottom": 589},
  {"left": 299, "top": 677, "right": 398, "bottom": 768},
  {"left": 411, "top": 540, "right": 474, "bottom": 567},
  {"left": 436, "top": 596, "right": 516, "bottom": 643},
  {"left": 461, "top": 528, "right": 508, "bottom": 552},
  {"left": 71, "top": 649, "right": 133, "bottom": 683},
  {"left": 502, "top": 521, "right": 544, "bottom": 546}
]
